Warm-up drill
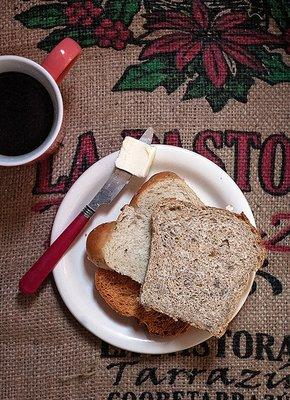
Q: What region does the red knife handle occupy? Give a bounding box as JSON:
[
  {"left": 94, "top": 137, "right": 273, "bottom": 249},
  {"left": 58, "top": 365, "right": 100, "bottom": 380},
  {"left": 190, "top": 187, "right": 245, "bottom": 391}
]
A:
[{"left": 19, "top": 212, "right": 89, "bottom": 295}]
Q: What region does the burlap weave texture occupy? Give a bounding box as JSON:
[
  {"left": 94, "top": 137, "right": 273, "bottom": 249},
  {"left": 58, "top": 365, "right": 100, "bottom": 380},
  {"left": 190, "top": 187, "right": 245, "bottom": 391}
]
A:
[{"left": 0, "top": 1, "right": 289, "bottom": 399}]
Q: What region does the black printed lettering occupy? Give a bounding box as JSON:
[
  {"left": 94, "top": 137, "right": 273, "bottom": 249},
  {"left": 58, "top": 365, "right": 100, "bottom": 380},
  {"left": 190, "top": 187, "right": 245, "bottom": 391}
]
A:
[
  {"left": 107, "top": 362, "right": 138, "bottom": 386},
  {"left": 235, "top": 369, "right": 261, "bottom": 389},
  {"left": 101, "top": 341, "right": 127, "bottom": 358},
  {"left": 206, "top": 368, "right": 235, "bottom": 386},
  {"left": 123, "top": 392, "right": 136, "bottom": 400},
  {"left": 216, "top": 330, "right": 232, "bottom": 358},
  {"left": 156, "top": 392, "right": 170, "bottom": 400},
  {"left": 277, "top": 392, "right": 290, "bottom": 400},
  {"left": 135, "top": 368, "right": 166, "bottom": 386},
  {"left": 192, "top": 342, "right": 210, "bottom": 357},
  {"left": 167, "top": 369, "right": 187, "bottom": 384},
  {"left": 232, "top": 394, "right": 245, "bottom": 400},
  {"left": 187, "top": 369, "right": 206, "bottom": 384},
  {"left": 216, "top": 392, "right": 229, "bottom": 400},
  {"left": 233, "top": 331, "right": 253, "bottom": 358},
  {"left": 173, "top": 391, "right": 185, "bottom": 400},
  {"left": 277, "top": 336, "right": 290, "bottom": 361},
  {"left": 180, "top": 349, "right": 191, "bottom": 356},
  {"left": 256, "top": 333, "right": 275, "bottom": 360},
  {"left": 140, "top": 392, "right": 154, "bottom": 400},
  {"left": 266, "top": 362, "right": 290, "bottom": 389},
  {"left": 107, "top": 392, "right": 120, "bottom": 400},
  {"left": 187, "top": 392, "right": 199, "bottom": 400}
]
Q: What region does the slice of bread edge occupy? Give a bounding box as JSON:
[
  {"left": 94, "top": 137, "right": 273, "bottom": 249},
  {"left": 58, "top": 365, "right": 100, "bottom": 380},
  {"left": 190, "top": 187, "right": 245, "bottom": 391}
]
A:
[
  {"left": 140, "top": 199, "right": 267, "bottom": 338},
  {"left": 94, "top": 267, "right": 189, "bottom": 336},
  {"left": 86, "top": 171, "right": 198, "bottom": 269},
  {"left": 87, "top": 221, "right": 116, "bottom": 267}
]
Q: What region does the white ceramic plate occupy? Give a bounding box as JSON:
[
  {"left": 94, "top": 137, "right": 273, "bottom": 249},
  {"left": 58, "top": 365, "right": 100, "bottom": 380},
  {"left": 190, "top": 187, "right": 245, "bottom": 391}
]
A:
[{"left": 52, "top": 145, "right": 255, "bottom": 354}]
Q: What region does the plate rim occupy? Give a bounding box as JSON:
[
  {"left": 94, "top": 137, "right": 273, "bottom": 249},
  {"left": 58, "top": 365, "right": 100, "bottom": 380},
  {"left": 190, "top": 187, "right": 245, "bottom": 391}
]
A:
[{"left": 52, "top": 144, "right": 256, "bottom": 354}]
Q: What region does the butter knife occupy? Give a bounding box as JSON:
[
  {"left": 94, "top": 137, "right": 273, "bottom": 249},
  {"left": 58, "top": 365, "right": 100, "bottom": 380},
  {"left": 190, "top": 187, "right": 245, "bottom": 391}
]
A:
[{"left": 19, "top": 129, "right": 154, "bottom": 295}]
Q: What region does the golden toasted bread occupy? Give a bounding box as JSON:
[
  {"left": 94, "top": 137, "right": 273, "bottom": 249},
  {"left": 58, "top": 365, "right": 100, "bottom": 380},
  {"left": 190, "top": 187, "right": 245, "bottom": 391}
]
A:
[
  {"left": 94, "top": 267, "right": 140, "bottom": 317},
  {"left": 94, "top": 268, "right": 189, "bottom": 336}
]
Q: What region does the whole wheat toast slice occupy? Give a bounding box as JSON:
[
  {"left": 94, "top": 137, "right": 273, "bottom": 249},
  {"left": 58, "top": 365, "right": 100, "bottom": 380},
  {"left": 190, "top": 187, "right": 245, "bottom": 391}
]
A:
[
  {"left": 95, "top": 268, "right": 189, "bottom": 336},
  {"left": 140, "top": 199, "right": 267, "bottom": 337},
  {"left": 87, "top": 172, "right": 203, "bottom": 283}
]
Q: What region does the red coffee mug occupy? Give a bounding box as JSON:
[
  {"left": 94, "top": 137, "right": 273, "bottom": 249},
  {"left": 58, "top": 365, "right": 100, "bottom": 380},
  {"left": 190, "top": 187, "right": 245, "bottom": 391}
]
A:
[{"left": 0, "top": 38, "right": 81, "bottom": 166}]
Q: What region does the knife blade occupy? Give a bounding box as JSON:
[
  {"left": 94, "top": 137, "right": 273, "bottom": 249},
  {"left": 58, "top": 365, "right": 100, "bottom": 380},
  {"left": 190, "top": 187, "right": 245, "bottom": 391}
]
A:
[
  {"left": 84, "top": 127, "right": 154, "bottom": 216},
  {"left": 19, "top": 128, "right": 154, "bottom": 295}
]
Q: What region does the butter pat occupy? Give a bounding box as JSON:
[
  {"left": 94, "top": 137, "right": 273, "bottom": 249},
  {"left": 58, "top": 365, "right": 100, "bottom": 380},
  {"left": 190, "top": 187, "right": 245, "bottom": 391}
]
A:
[{"left": 115, "top": 136, "right": 156, "bottom": 178}]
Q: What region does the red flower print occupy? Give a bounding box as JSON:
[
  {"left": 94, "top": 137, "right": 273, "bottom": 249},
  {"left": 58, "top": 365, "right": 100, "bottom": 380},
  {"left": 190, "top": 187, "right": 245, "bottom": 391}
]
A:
[
  {"left": 141, "top": 0, "right": 283, "bottom": 87},
  {"left": 94, "top": 19, "right": 133, "bottom": 50},
  {"left": 65, "top": 1, "right": 103, "bottom": 27}
]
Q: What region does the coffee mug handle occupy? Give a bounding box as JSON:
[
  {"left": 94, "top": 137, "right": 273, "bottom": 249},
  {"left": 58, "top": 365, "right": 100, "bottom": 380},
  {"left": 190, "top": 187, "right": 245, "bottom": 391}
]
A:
[{"left": 41, "top": 38, "right": 82, "bottom": 84}]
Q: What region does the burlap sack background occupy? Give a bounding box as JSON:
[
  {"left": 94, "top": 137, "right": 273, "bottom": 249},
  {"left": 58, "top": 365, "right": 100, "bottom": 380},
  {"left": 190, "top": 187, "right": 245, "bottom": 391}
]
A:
[{"left": 0, "top": 1, "right": 289, "bottom": 399}]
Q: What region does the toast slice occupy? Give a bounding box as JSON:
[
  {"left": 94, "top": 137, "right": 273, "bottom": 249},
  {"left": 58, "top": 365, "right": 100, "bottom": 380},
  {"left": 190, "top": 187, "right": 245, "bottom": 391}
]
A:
[
  {"left": 140, "top": 199, "right": 267, "bottom": 337},
  {"left": 95, "top": 268, "right": 189, "bottom": 336},
  {"left": 87, "top": 172, "right": 203, "bottom": 283}
]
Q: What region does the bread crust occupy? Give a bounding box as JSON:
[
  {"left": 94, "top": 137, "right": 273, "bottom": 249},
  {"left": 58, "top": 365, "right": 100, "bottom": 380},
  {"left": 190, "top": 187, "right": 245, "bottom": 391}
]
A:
[
  {"left": 86, "top": 172, "right": 185, "bottom": 266},
  {"left": 141, "top": 199, "right": 267, "bottom": 338},
  {"left": 95, "top": 268, "right": 189, "bottom": 336},
  {"left": 87, "top": 172, "right": 194, "bottom": 336},
  {"left": 213, "top": 210, "right": 267, "bottom": 337},
  {"left": 94, "top": 268, "right": 140, "bottom": 317},
  {"left": 130, "top": 171, "right": 181, "bottom": 208},
  {"left": 86, "top": 221, "right": 116, "bottom": 266}
]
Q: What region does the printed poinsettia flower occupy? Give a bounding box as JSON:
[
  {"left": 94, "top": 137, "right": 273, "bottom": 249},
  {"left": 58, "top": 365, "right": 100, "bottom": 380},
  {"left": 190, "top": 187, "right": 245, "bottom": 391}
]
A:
[
  {"left": 140, "top": 0, "right": 283, "bottom": 87},
  {"left": 65, "top": 1, "right": 103, "bottom": 27}
]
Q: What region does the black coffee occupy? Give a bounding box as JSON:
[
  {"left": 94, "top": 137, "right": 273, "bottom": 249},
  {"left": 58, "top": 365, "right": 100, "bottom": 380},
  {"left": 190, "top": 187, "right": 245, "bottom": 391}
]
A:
[{"left": 0, "top": 72, "right": 54, "bottom": 156}]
